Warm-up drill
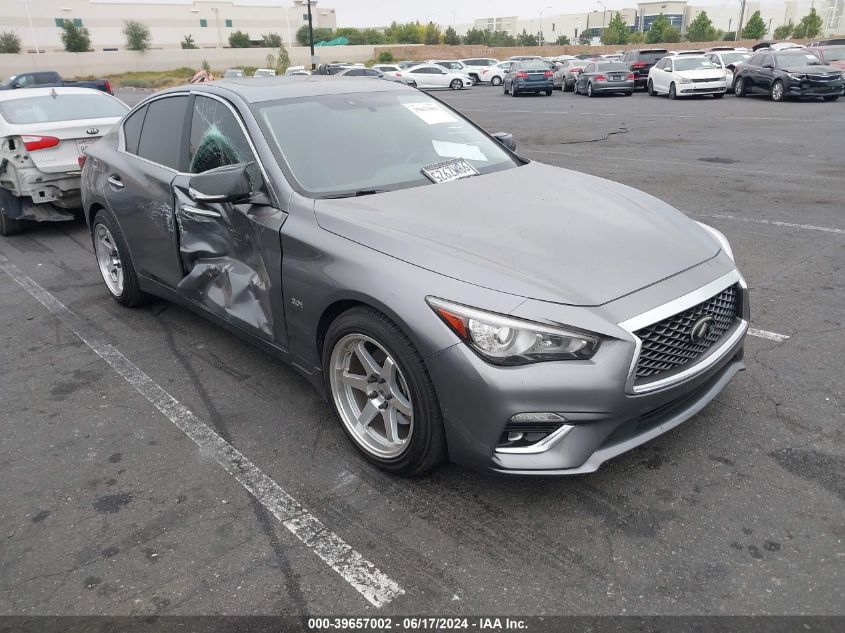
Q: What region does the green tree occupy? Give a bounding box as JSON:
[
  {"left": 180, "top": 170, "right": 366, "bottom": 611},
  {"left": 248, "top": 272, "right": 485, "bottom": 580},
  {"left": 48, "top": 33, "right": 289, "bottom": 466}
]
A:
[
  {"left": 384, "top": 21, "right": 424, "bottom": 44},
  {"left": 261, "top": 33, "right": 282, "bottom": 48},
  {"left": 601, "top": 12, "right": 630, "bottom": 45},
  {"left": 444, "top": 26, "right": 461, "bottom": 45},
  {"left": 60, "top": 20, "right": 92, "bottom": 52},
  {"left": 722, "top": 31, "right": 736, "bottom": 41},
  {"left": 629, "top": 31, "right": 645, "bottom": 44},
  {"left": 377, "top": 51, "right": 394, "bottom": 63},
  {"left": 516, "top": 29, "right": 538, "bottom": 46},
  {"left": 201, "top": 59, "right": 211, "bottom": 73},
  {"left": 773, "top": 22, "right": 794, "bottom": 39},
  {"left": 296, "top": 25, "right": 333, "bottom": 46},
  {"left": 646, "top": 14, "right": 680, "bottom": 44},
  {"left": 123, "top": 20, "right": 151, "bottom": 51},
  {"left": 275, "top": 44, "right": 290, "bottom": 74},
  {"left": 228, "top": 30, "right": 251, "bottom": 48},
  {"left": 578, "top": 32, "right": 592, "bottom": 45},
  {"left": 424, "top": 22, "right": 442, "bottom": 45},
  {"left": 687, "top": 11, "right": 717, "bottom": 42},
  {"left": 0, "top": 30, "right": 22, "bottom": 54},
  {"left": 741, "top": 10, "right": 767, "bottom": 39},
  {"left": 792, "top": 9, "right": 823, "bottom": 39},
  {"left": 180, "top": 34, "right": 197, "bottom": 49},
  {"left": 554, "top": 35, "right": 571, "bottom": 45},
  {"left": 489, "top": 30, "right": 516, "bottom": 46},
  {"left": 463, "top": 27, "right": 488, "bottom": 45}
]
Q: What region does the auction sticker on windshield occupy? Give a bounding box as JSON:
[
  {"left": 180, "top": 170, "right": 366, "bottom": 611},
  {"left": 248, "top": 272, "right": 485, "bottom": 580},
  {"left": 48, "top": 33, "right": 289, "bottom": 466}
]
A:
[
  {"left": 403, "top": 101, "right": 457, "bottom": 125},
  {"left": 421, "top": 158, "right": 479, "bottom": 183}
]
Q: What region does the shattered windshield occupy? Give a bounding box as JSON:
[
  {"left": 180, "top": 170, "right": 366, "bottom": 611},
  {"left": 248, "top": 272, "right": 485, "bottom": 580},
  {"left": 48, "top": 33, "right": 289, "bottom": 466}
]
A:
[{"left": 253, "top": 91, "right": 519, "bottom": 197}]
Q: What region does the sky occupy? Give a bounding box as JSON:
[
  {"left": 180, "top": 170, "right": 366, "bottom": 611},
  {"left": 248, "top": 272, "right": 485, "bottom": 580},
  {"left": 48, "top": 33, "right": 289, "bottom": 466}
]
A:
[{"left": 98, "top": 1, "right": 775, "bottom": 28}]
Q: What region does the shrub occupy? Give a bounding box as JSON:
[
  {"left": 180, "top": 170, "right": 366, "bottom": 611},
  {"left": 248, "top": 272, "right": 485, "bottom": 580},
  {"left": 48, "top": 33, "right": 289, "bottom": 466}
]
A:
[
  {"left": 377, "top": 51, "right": 394, "bottom": 63},
  {"left": 123, "top": 20, "right": 151, "bottom": 51},
  {"left": 181, "top": 35, "right": 197, "bottom": 49},
  {"left": 261, "top": 33, "right": 282, "bottom": 48},
  {"left": 60, "top": 20, "right": 92, "bottom": 52},
  {"left": 0, "top": 31, "right": 22, "bottom": 54},
  {"left": 228, "top": 31, "right": 251, "bottom": 48}
]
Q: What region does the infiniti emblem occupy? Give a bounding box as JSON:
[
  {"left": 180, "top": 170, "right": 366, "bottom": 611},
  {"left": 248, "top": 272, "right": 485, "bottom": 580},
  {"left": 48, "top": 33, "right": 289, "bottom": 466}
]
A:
[
  {"left": 86, "top": 128, "right": 99, "bottom": 135},
  {"left": 690, "top": 315, "right": 715, "bottom": 344}
]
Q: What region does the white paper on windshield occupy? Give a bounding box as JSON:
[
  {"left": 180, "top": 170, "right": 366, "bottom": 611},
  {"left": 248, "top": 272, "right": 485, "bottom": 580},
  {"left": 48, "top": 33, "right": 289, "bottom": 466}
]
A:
[
  {"left": 403, "top": 101, "right": 457, "bottom": 125},
  {"left": 431, "top": 140, "right": 486, "bottom": 161},
  {"left": 421, "top": 158, "right": 479, "bottom": 184}
]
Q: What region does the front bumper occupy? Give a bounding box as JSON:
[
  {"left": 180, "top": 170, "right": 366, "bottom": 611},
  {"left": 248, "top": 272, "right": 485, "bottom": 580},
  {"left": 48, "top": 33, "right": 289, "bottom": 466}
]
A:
[
  {"left": 677, "top": 81, "right": 727, "bottom": 96},
  {"left": 785, "top": 79, "right": 844, "bottom": 97},
  {"left": 426, "top": 269, "right": 749, "bottom": 475}
]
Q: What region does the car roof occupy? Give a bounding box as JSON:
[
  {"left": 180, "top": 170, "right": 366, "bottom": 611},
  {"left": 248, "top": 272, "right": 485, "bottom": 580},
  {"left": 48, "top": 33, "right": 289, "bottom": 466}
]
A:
[
  {"left": 0, "top": 86, "right": 107, "bottom": 101},
  {"left": 159, "top": 76, "right": 411, "bottom": 104}
]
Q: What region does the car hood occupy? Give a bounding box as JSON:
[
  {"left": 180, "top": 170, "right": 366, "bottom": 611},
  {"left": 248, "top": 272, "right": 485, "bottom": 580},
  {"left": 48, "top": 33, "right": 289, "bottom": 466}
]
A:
[
  {"left": 781, "top": 64, "right": 842, "bottom": 74},
  {"left": 313, "top": 162, "right": 719, "bottom": 306},
  {"left": 676, "top": 68, "right": 724, "bottom": 78}
]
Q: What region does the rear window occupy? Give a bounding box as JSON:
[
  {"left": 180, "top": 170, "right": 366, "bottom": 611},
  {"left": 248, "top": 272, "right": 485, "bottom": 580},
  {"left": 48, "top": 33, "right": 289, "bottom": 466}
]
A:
[
  {"left": 597, "top": 63, "right": 629, "bottom": 72},
  {"left": 640, "top": 50, "right": 669, "bottom": 60},
  {"left": 519, "top": 62, "right": 550, "bottom": 71},
  {"left": 0, "top": 93, "right": 128, "bottom": 124},
  {"left": 821, "top": 46, "right": 845, "bottom": 61}
]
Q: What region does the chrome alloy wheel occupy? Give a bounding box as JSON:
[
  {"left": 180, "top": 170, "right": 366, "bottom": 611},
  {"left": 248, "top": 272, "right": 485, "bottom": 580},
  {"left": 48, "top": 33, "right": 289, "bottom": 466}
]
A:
[
  {"left": 329, "top": 334, "right": 414, "bottom": 458},
  {"left": 94, "top": 223, "right": 124, "bottom": 296}
]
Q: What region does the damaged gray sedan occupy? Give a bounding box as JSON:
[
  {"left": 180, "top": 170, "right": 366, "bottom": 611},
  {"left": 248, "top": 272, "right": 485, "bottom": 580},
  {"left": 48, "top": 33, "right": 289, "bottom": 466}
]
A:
[{"left": 82, "top": 77, "right": 749, "bottom": 476}]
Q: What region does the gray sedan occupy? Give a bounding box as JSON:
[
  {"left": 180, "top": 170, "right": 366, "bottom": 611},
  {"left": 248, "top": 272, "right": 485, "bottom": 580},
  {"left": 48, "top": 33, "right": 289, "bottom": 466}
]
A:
[
  {"left": 81, "top": 78, "right": 748, "bottom": 476},
  {"left": 574, "top": 61, "right": 635, "bottom": 96}
]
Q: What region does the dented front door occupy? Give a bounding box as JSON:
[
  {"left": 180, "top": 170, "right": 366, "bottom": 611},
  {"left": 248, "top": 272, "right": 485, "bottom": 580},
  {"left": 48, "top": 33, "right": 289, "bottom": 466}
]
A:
[{"left": 168, "top": 94, "right": 288, "bottom": 344}]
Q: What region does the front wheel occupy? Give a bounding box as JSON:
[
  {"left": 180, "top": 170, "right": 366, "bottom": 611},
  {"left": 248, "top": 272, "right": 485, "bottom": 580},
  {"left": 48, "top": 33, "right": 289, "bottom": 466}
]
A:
[
  {"left": 450, "top": 79, "right": 463, "bottom": 90},
  {"left": 545, "top": 89, "right": 553, "bottom": 96},
  {"left": 734, "top": 77, "right": 746, "bottom": 97},
  {"left": 823, "top": 95, "right": 840, "bottom": 102},
  {"left": 668, "top": 83, "right": 677, "bottom": 100},
  {"left": 647, "top": 79, "right": 657, "bottom": 96},
  {"left": 324, "top": 307, "right": 447, "bottom": 476},
  {"left": 92, "top": 210, "right": 148, "bottom": 307},
  {"left": 624, "top": 91, "right": 633, "bottom": 97},
  {"left": 0, "top": 210, "right": 25, "bottom": 236},
  {"left": 491, "top": 75, "right": 502, "bottom": 86},
  {"left": 771, "top": 80, "right": 786, "bottom": 102}
]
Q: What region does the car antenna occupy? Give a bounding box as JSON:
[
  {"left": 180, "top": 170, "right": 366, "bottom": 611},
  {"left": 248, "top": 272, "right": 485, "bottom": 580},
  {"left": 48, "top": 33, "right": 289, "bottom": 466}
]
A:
[{"left": 50, "top": 88, "right": 58, "bottom": 99}]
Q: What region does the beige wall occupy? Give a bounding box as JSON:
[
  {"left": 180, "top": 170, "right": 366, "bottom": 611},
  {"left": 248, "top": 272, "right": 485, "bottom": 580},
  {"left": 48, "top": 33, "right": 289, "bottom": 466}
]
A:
[
  {"left": 0, "top": 45, "right": 376, "bottom": 78},
  {"left": 3, "top": 0, "right": 337, "bottom": 52}
]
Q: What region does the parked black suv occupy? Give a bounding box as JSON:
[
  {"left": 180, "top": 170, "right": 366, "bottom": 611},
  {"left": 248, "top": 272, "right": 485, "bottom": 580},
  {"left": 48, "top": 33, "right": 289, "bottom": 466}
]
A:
[
  {"left": 621, "top": 48, "right": 669, "bottom": 88},
  {"left": 734, "top": 49, "right": 844, "bottom": 101}
]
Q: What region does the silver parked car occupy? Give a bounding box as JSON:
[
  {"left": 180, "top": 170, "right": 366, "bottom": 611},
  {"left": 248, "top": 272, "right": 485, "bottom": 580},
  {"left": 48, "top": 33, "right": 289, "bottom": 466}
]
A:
[{"left": 81, "top": 78, "right": 748, "bottom": 476}]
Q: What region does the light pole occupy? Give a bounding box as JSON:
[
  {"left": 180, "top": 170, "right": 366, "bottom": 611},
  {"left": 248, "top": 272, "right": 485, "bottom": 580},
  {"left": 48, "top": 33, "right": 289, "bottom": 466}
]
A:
[
  {"left": 735, "top": 0, "right": 747, "bottom": 42},
  {"left": 306, "top": 0, "right": 315, "bottom": 70},
  {"left": 19, "top": 0, "right": 39, "bottom": 54},
  {"left": 599, "top": 1, "right": 607, "bottom": 32},
  {"left": 211, "top": 7, "right": 222, "bottom": 48},
  {"left": 539, "top": 6, "right": 552, "bottom": 47}
]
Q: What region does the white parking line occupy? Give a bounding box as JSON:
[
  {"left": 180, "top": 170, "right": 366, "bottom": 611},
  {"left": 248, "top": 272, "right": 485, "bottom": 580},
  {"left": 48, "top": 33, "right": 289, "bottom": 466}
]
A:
[
  {"left": 0, "top": 252, "right": 404, "bottom": 609},
  {"left": 707, "top": 213, "right": 845, "bottom": 235},
  {"left": 748, "top": 328, "right": 791, "bottom": 342},
  {"left": 460, "top": 107, "right": 845, "bottom": 124}
]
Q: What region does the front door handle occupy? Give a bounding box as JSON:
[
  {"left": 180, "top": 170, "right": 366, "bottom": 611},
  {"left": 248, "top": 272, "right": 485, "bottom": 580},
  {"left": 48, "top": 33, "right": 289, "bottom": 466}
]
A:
[
  {"left": 180, "top": 204, "right": 221, "bottom": 219},
  {"left": 107, "top": 175, "right": 124, "bottom": 190}
]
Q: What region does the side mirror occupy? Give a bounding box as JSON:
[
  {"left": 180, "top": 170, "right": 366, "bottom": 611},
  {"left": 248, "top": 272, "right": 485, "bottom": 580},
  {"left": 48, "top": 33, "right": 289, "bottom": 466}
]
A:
[
  {"left": 188, "top": 163, "right": 253, "bottom": 204},
  {"left": 11, "top": 81, "right": 21, "bottom": 89},
  {"left": 492, "top": 132, "right": 516, "bottom": 152},
  {"left": 762, "top": 63, "right": 774, "bottom": 69}
]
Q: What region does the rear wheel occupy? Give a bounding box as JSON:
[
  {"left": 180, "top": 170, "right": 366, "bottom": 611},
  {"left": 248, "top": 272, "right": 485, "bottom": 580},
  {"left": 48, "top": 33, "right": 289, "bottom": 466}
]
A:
[
  {"left": 324, "top": 307, "right": 447, "bottom": 476},
  {"left": 734, "top": 77, "right": 746, "bottom": 97},
  {"left": 511, "top": 86, "right": 519, "bottom": 97},
  {"left": 545, "top": 89, "right": 553, "bottom": 96},
  {"left": 491, "top": 75, "right": 502, "bottom": 86},
  {"left": 0, "top": 209, "right": 25, "bottom": 236},
  {"left": 647, "top": 79, "right": 657, "bottom": 96},
  {"left": 771, "top": 80, "right": 786, "bottom": 102},
  {"left": 587, "top": 83, "right": 595, "bottom": 97},
  {"left": 823, "top": 95, "right": 840, "bottom": 101},
  {"left": 450, "top": 79, "right": 463, "bottom": 90},
  {"left": 624, "top": 91, "right": 633, "bottom": 96},
  {"left": 92, "top": 210, "right": 148, "bottom": 307},
  {"left": 668, "top": 82, "right": 677, "bottom": 100}
]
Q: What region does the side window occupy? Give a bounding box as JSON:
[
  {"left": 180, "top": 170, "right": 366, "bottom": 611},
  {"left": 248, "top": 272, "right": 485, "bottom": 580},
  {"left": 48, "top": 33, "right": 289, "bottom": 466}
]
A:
[
  {"left": 764, "top": 54, "right": 775, "bottom": 67},
  {"left": 137, "top": 96, "right": 189, "bottom": 170},
  {"left": 122, "top": 105, "right": 147, "bottom": 155},
  {"left": 16, "top": 74, "right": 34, "bottom": 87},
  {"left": 345, "top": 68, "right": 365, "bottom": 76},
  {"left": 364, "top": 69, "right": 380, "bottom": 76},
  {"left": 585, "top": 64, "right": 595, "bottom": 73},
  {"left": 749, "top": 54, "right": 763, "bottom": 66},
  {"left": 34, "top": 73, "right": 54, "bottom": 85},
  {"left": 188, "top": 95, "right": 260, "bottom": 188}
]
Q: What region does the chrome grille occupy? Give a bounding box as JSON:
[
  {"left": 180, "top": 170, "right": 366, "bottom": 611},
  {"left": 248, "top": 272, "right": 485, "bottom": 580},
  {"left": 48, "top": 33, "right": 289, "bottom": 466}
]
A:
[{"left": 633, "top": 285, "right": 739, "bottom": 382}]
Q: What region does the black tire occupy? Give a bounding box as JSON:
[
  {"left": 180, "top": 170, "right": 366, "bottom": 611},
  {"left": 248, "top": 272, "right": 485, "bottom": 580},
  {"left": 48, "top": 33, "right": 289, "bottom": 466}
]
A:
[
  {"left": 323, "top": 306, "right": 447, "bottom": 476},
  {"left": 91, "top": 209, "right": 149, "bottom": 307},
  {"left": 770, "top": 79, "right": 786, "bottom": 102},
  {"left": 712, "top": 92, "right": 725, "bottom": 99},
  {"left": 408, "top": 81, "right": 417, "bottom": 89},
  {"left": 450, "top": 79, "right": 463, "bottom": 90},
  {"left": 0, "top": 209, "right": 25, "bottom": 236},
  {"left": 647, "top": 79, "right": 657, "bottom": 96},
  {"left": 668, "top": 82, "right": 677, "bottom": 100},
  {"left": 823, "top": 95, "right": 840, "bottom": 102},
  {"left": 734, "top": 77, "right": 746, "bottom": 97},
  {"left": 491, "top": 75, "right": 502, "bottom": 86},
  {"left": 511, "top": 86, "right": 519, "bottom": 97},
  {"left": 587, "top": 82, "right": 595, "bottom": 98},
  {"left": 545, "top": 89, "right": 553, "bottom": 96},
  {"left": 503, "top": 82, "right": 509, "bottom": 94},
  {"left": 624, "top": 91, "right": 633, "bottom": 96},
  {"left": 572, "top": 82, "right": 579, "bottom": 95}
]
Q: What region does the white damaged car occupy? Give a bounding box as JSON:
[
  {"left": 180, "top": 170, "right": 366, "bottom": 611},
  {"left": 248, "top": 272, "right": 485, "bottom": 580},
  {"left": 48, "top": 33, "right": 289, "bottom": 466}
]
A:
[{"left": 0, "top": 87, "right": 128, "bottom": 235}]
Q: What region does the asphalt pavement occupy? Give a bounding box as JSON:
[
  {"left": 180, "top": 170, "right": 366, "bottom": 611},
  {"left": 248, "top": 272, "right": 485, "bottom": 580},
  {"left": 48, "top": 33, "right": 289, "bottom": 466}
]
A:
[{"left": 0, "top": 84, "right": 842, "bottom": 617}]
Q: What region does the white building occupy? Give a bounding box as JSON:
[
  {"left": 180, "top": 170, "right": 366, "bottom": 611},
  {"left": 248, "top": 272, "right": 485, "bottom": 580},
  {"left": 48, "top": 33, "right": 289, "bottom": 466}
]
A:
[{"left": 4, "top": 0, "right": 337, "bottom": 52}]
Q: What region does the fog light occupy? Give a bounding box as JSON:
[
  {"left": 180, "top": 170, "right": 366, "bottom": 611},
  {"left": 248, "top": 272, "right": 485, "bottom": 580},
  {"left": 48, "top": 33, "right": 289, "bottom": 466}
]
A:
[
  {"left": 507, "top": 431, "right": 525, "bottom": 442},
  {"left": 509, "top": 412, "right": 567, "bottom": 423}
]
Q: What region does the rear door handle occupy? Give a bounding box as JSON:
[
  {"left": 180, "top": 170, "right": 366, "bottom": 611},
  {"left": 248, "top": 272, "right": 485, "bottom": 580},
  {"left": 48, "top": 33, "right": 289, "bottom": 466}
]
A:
[
  {"left": 179, "top": 204, "right": 221, "bottom": 219},
  {"left": 107, "top": 175, "right": 124, "bottom": 190}
]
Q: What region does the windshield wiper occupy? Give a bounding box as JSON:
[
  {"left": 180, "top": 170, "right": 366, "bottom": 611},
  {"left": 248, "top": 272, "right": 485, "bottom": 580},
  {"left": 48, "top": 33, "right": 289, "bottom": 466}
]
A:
[{"left": 321, "top": 189, "right": 386, "bottom": 199}]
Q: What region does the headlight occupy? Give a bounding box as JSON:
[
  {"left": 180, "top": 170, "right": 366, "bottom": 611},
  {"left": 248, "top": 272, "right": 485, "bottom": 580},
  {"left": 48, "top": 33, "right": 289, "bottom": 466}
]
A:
[
  {"left": 787, "top": 73, "right": 806, "bottom": 81},
  {"left": 677, "top": 77, "right": 692, "bottom": 84},
  {"left": 426, "top": 297, "right": 600, "bottom": 365},
  {"left": 695, "top": 221, "right": 734, "bottom": 262}
]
